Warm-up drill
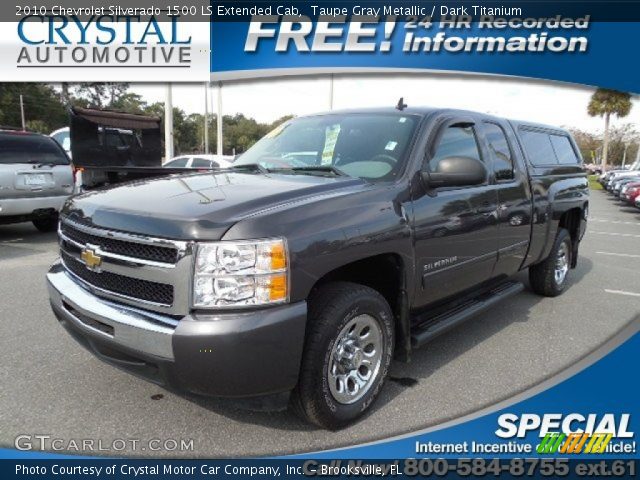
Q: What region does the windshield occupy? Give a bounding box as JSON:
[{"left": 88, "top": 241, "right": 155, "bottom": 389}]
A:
[
  {"left": 235, "top": 113, "right": 419, "bottom": 181},
  {"left": 0, "top": 133, "right": 69, "bottom": 165}
]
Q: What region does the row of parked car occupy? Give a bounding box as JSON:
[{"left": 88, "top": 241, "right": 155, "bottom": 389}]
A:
[
  {"left": 599, "top": 159, "right": 640, "bottom": 209},
  {"left": 0, "top": 125, "right": 233, "bottom": 232}
]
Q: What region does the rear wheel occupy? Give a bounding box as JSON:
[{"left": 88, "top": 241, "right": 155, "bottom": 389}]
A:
[
  {"left": 32, "top": 214, "right": 59, "bottom": 233},
  {"left": 529, "top": 228, "right": 572, "bottom": 297},
  {"left": 291, "top": 281, "right": 394, "bottom": 430}
]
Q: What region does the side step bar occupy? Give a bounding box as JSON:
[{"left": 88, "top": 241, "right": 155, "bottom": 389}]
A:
[{"left": 410, "top": 281, "right": 524, "bottom": 349}]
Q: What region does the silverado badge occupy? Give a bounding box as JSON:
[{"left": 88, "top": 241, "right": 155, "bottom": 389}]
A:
[{"left": 80, "top": 248, "right": 102, "bottom": 272}]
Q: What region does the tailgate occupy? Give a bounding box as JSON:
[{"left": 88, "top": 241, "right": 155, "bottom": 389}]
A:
[{"left": 2, "top": 163, "right": 73, "bottom": 199}]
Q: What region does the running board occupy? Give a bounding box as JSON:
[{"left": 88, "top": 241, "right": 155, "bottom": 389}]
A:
[{"left": 410, "top": 281, "right": 524, "bottom": 349}]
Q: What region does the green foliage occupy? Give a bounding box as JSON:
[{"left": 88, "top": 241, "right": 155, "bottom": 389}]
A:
[
  {"left": 25, "top": 119, "right": 50, "bottom": 134},
  {"left": 568, "top": 123, "right": 639, "bottom": 167},
  {"left": 74, "top": 83, "right": 131, "bottom": 109},
  {"left": 588, "top": 175, "right": 603, "bottom": 190},
  {"left": 587, "top": 89, "right": 632, "bottom": 118},
  {"left": 0, "top": 83, "right": 67, "bottom": 132},
  {"left": 0, "top": 83, "right": 293, "bottom": 155}
]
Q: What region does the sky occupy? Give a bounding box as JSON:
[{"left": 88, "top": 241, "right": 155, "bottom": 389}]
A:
[{"left": 130, "top": 74, "right": 640, "bottom": 135}]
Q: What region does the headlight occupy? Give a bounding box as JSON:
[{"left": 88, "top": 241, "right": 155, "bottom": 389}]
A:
[{"left": 193, "top": 238, "right": 288, "bottom": 308}]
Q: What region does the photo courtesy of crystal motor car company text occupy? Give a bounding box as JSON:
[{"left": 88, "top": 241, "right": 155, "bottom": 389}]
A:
[{"left": 0, "top": 3, "right": 639, "bottom": 465}]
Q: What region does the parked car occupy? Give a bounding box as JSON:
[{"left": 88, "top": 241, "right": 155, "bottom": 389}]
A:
[
  {"left": 599, "top": 160, "right": 640, "bottom": 187},
  {"left": 612, "top": 175, "right": 640, "bottom": 197},
  {"left": 606, "top": 163, "right": 640, "bottom": 191},
  {"left": 50, "top": 127, "right": 72, "bottom": 158},
  {"left": 46, "top": 107, "right": 588, "bottom": 429},
  {"left": 621, "top": 180, "right": 640, "bottom": 199},
  {"left": 0, "top": 128, "right": 74, "bottom": 231},
  {"left": 164, "top": 154, "right": 234, "bottom": 170},
  {"left": 622, "top": 182, "right": 640, "bottom": 204}
]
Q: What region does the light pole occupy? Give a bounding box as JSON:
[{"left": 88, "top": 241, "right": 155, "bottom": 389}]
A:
[
  {"left": 19, "top": 94, "right": 26, "bottom": 130},
  {"left": 164, "top": 84, "right": 174, "bottom": 161},
  {"left": 216, "top": 82, "right": 223, "bottom": 156},
  {"left": 328, "top": 74, "right": 334, "bottom": 110},
  {"left": 204, "top": 83, "right": 209, "bottom": 154}
]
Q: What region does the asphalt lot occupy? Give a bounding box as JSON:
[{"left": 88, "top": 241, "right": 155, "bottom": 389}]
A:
[{"left": 0, "top": 191, "right": 638, "bottom": 457}]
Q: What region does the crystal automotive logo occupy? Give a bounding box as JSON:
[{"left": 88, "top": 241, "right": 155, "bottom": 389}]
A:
[
  {"left": 16, "top": 15, "right": 192, "bottom": 69},
  {"left": 496, "top": 413, "right": 634, "bottom": 455}
]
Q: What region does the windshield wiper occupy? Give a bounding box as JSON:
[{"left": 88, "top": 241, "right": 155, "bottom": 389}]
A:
[
  {"left": 271, "top": 166, "right": 349, "bottom": 177},
  {"left": 28, "top": 161, "right": 58, "bottom": 168},
  {"left": 226, "top": 163, "right": 270, "bottom": 174}
]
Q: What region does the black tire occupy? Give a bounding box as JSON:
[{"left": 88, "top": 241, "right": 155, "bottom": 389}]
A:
[
  {"left": 291, "top": 281, "right": 394, "bottom": 430},
  {"left": 32, "top": 215, "right": 59, "bottom": 233},
  {"left": 529, "top": 228, "right": 572, "bottom": 297}
]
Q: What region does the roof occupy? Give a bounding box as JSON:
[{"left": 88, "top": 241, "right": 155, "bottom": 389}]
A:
[
  {"left": 298, "top": 106, "right": 566, "bottom": 133},
  {"left": 0, "top": 127, "right": 41, "bottom": 136},
  {"left": 71, "top": 107, "right": 161, "bottom": 130}
]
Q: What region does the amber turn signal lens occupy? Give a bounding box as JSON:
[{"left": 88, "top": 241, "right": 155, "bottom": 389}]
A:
[
  {"left": 269, "top": 243, "right": 287, "bottom": 270},
  {"left": 268, "top": 273, "right": 288, "bottom": 302}
]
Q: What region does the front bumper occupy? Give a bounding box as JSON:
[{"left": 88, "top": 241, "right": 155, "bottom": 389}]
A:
[{"left": 47, "top": 261, "right": 307, "bottom": 398}]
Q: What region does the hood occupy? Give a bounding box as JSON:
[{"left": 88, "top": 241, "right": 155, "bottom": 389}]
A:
[{"left": 63, "top": 171, "right": 366, "bottom": 239}]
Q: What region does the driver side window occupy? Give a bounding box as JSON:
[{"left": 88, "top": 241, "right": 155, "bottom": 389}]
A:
[{"left": 428, "top": 125, "right": 482, "bottom": 173}]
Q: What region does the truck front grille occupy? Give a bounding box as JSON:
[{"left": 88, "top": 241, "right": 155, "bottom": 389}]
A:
[
  {"left": 60, "top": 222, "right": 178, "bottom": 264},
  {"left": 58, "top": 218, "right": 192, "bottom": 314},
  {"left": 61, "top": 251, "right": 175, "bottom": 306}
]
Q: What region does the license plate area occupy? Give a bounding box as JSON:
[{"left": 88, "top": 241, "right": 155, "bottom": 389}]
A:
[{"left": 24, "top": 174, "right": 48, "bottom": 186}]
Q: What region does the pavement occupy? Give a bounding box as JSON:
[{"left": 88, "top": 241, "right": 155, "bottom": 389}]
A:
[{"left": 0, "top": 191, "right": 638, "bottom": 458}]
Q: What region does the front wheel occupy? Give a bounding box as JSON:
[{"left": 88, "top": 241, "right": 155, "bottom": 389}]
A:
[
  {"left": 291, "top": 282, "right": 394, "bottom": 430},
  {"left": 529, "top": 228, "right": 572, "bottom": 297}
]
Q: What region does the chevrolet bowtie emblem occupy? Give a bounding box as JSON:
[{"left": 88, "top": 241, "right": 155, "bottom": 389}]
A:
[{"left": 81, "top": 248, "right": 102, "bottom": 271}]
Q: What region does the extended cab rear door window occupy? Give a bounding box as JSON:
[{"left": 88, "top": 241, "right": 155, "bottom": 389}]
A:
[
  {"left": 519, "top": 129, "right": 557, "bottom": 166},
  {"left": 519, "top": 128, "right": 580, "bottom": 167},
  {"left": 549, "top": 134, "right": 580, "bottom": 164}
]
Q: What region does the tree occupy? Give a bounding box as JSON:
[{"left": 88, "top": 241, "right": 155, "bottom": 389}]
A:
[
  {"left": 605, "top": 124, "right": 639, "bottom": 166},
  {"left": 110, "top": 92, "right": 147, "bottom": 114},
  {"left": 74, "top": 83, "right": 130, "bottom": 108},
  {"left": 0, "top": 83, "right": 67, "bottom": 132},
  {"left": 587, "top": 88, "right": 632, "bottom": 172},
  {"left": 566, "top": 127, "right": 600, "bottom": 163}
]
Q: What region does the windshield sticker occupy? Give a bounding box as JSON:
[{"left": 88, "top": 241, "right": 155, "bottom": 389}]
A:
[
  {"left": 385, "top": 141, "right": 398, "bottom": 151},
  {"left": 322, "top": 124, "right": 341, "bottom": 165},
  {"left": 399, "top": 117, "right": 407, "bottom": 123}
]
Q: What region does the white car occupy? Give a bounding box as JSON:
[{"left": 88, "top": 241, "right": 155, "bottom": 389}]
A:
[
  {"left": 50, "top": 127, "right": 71, "bottom": 158},
  {"left": 164, "top": 154, "right": 234, "bottom": 170}
]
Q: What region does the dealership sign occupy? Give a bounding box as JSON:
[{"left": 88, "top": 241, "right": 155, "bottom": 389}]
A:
[{"left": 1, "top": 14, "right": 210, "bottom": 81}]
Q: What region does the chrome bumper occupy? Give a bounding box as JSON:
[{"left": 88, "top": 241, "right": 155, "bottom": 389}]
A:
[{"left": 47, "top": 261, "right": 177, "bottom": 360}]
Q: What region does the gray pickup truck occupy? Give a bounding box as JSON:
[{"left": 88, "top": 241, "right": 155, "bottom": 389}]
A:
[
  {"left": 0, "top": 129, "right": 74, "bottom": 231},
  {"left": 47, "top": 106, "right": 588, "bottom": 429}
]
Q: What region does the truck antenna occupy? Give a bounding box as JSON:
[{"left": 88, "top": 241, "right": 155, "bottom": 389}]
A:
[{"left": 396, "top": 97, "right": 408, "bottom": 111}]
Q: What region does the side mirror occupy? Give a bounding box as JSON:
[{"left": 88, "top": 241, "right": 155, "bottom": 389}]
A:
[{"left": 422, "top": 156, "right": 487, "bottom": 188}]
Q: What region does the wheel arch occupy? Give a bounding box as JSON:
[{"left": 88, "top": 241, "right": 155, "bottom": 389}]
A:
[{"left": 309, "top": 253, "right": 412, "bottom": 362}]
